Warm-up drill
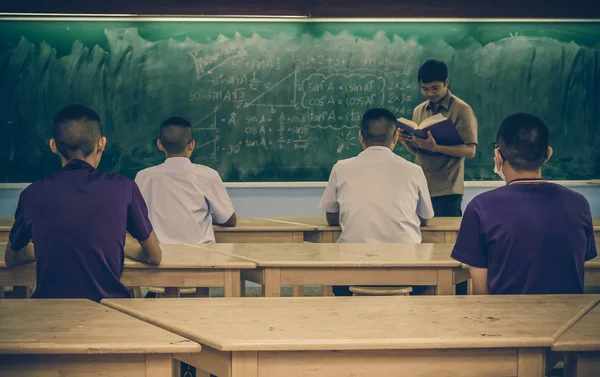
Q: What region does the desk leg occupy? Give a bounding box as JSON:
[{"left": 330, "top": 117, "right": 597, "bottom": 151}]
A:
[
  {"left": 263, "top": 268, "right": 281, "bottom": 297},
  {"left": 564, "top": 352, "right": 600, "bottom": 377},
  {"left": 435, "top": 269, "right": 455, "bottom": 296},
  {"left": 292, "top": 286, "right": 304, "bottom": 297},
  {"left": 232, "top": 352, "right": 258, "bottom": 377},
  {"left": 164, "top": 287, "right": 180, "bottom": 298},
  {"left": 146, "top": 354, "right": 171, "bottom": 377},
  {"left": 321, "top": 285, "right": 333, "bottom": 296},
  {"left": 518, "top": 348, "right": 546, "bottom": 377},
  {"left": 224, "top": 270, "right": 242, "bottom": 297},
  {"left": 13, "top": 286, "right": 31, "bottom": 298}
]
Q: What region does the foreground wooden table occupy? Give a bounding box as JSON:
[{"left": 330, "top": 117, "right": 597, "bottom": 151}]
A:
[
  {"left": 0, "top": 244, "right": 256, "bottom": 298},
  {"left": 103, "top": 295, "right": 599, "bottom": 377},
  {"left": 0, "top": 299, "right": 200, "bottom": 376},
  {"left": 553, "top": 302, "right": 600, "bottom": 377},
  {"left": 192, "top": 243, "right": 469, "bottom": 296}
]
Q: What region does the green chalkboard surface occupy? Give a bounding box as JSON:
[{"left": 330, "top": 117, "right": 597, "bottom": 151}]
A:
[{"left": 1, "top": 19, "right": 599, "bottom": 182}]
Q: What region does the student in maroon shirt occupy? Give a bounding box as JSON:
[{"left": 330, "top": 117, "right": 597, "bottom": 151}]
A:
[
  {"left": 451, "top": 113, "right": 597, "bottom": 294},
  {"left": 5, "top": 104, "right": 162, "bottom": 302}
]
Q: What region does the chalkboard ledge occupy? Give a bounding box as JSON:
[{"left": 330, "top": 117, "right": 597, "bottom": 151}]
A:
[{"left": 0, "top": 180, "right": 596, "bottom": 189}]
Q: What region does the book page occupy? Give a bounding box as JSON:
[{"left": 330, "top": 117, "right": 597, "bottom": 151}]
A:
[{"left": 418, "top": 113, "right": 448, "bottom": 129}]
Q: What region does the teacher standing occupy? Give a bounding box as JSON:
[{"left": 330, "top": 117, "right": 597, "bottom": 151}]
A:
[{"left": 398, "top": 59, "right": 478, "bottom": 217}]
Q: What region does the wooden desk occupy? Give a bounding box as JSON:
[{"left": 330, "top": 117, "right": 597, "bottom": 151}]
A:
[
  {"left": 553, "top": 302, "right": 600, "bottom": 377},
  {"left": 103, "top": 295, "right": 599, "bottom": 377},
  {"left": 0, "top": 299, "right": 200, "bottom": 376},
  {"left": 213, "top": 217, "right": 315, "bottom": 243},
  {"left": 264, "top": 216, "right": 462, "bottom": 243},
  {"left": 0, "top": 218, "right": 12, "bottom": 243},
  {"left": 122, "top": 244, "right": 255, "bottom": 297},
  {"left": 192, "top": 243, "right": 469, "bottom": 296},
  {"left": 0, "top": 244, "right": 256, "bottom": 298}
]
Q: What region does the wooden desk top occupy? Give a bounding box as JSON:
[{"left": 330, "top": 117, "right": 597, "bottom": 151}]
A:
[
  {"left": 192, "top": 243, "right": 460, "bottom": 268},
  {"left": 263, "top": 217, "right": 465, "bottom": 232},
  {"left": 213, "top": 217, "right": 315, "bottom": 232},
  {"left": 553, "top": 302, "right": 600, "bottom": 352},
  {"left": 124, "top": 244, "right": 255, "bottom": 269},
  {"left": 0, "top": 299, "right": 201, "bottom": 355},
  {"left": 103, "top": 295, "right": 598, "bottom": 352},
  {"left": 0, "top": 218, "right": 12, "bottom": 231},
  {"left": 0, "top": 244, "right": 255, "bottom": 269}
]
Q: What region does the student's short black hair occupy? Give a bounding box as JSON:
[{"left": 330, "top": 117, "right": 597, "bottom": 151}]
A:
[
  {"left": 360, "top": 108, "right": 397, "bottom": 147},
  {"left": 496, "top": 113, "right": 549, "bottom": 171},
  {"left": 418, "top": 59, "right": 448, "bottom": 84},
  {"left": 159, "top": 117, "right": 193, "bottom": 154},
  {"left": 53, "top": 104, "right": 102, "bottom": 159}
]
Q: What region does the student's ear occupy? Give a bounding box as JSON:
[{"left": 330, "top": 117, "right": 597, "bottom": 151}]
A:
[
  {"left": 97, "top": 137, "right": 106, "bottom": 154},
  {"left": 392, "top": 129, "right": 399, "bottom": 144},
  {"left": 188, "top": 139, "right": 196, "bottom": 151},
  {"left": 49, "top": 139, "right": 59, "bottom": 155},
  {"left": 358, "top": 130, "right": 365, "bottom": 146},
  {"left": 157, "top": 139, "right": 166, "bottom": 153},
  {"left": 544, "top": 146, "right": 553, "bottom": 163}
]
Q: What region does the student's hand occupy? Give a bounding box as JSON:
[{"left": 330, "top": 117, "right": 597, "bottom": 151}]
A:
[{"left": 411, "top": 131, "right": 438, "bottom": 152}]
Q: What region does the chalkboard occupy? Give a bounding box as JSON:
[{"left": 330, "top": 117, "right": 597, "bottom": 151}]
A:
[{"left": 1, "top": 19, "right": 600, "bottom": 182}]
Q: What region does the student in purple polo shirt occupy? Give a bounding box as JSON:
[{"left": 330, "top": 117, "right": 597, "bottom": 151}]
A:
[
  {"left": 4, "top": 104, "right": 162, "bottom": 302},
  {"left": 451, "top": 113, "right": 597, "bottom": 294}
]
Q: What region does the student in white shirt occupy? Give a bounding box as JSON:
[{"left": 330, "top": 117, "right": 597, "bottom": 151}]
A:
[
  {"left": 135, "top": 117, "right": 236, "bottom": 245},
  {"left": 319, "top": 108, "right": 435, "bottom": 295}
]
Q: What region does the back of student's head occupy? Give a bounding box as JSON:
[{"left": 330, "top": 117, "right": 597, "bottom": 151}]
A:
[
  {"left": 497, "top": 113, "right": 549, "bottom": 171},
  {"left": 159, "top": 117, "right": 192, "bottom": 154},
  {"left": 418, "top": 59, "right": 448, "bottom": 83},
  {"left": 53, "top": 104, "right": 102, "bottom": 159},
  {"left": 360, "top": 108, "right": 397, "bottom": 147}
]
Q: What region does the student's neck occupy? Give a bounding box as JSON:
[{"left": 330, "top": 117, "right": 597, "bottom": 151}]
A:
[
  {"left": 61, "top": 156, "right": 99, "bottom": 168},
  {"left": 504, "top": 169, "right": 543, "bottom": 184},
  {"left": 165, "top": 154, "right": 189, "bottom": 159}
]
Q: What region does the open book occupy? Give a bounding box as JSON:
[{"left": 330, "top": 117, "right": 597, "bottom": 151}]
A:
[{"left": 397, "top": 113, "right": 464, "bottom": 150}]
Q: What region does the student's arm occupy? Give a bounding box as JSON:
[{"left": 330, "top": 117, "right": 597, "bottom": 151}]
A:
[
  {"left": 584, "top": 202, "right": 598, "bottom": 261},
  {"left": 4, "top": 241, "right": 35, "bottom": 267},
  {"left": 326, "top": 212, "right": 340, "bottom": 226},
  {"left": 126, "top": 183, "right": 161, "bottom": 265},
  {"left": 450, "top": 200, "right": 490, "bottom": 293},
  {"left": 125, "top": 231, "right": 162, "bottom": 265},
  {"left": 5, "top": 192, "right": 36, "bottom": 267},
  {"left": 416, "top": 167, "right": 434, "bottom": 227},
  {"left": 469, "top": 266, "right": 489, "bottom": 295},
  {"left": 213, "top": 212, "right": 237, "bottom": 227},
  {"left": 319, "top": 165, "right": 340, "bottom": 225},
  {"left": 207, "top": 173, "right": 237, "bottom": 227}
]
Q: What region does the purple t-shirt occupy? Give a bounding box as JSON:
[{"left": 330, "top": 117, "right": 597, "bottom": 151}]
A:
[
  {"left": 451, "top": 183, "right": 597, "bottom": 294},
  {"left": 9, "top": 159, "right": 153, "bottom": 302}
]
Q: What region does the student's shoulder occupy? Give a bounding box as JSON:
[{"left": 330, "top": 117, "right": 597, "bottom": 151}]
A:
[
  {"left": 331, "top": 156, "right": 358, "bottom": 170},
  {"left": 134, "top": 164, "right": 164, "bottom": 180},
  {"left": 189, "top": 163, "right": 224, "bottom": 182},
  {"left": 548, "top": 183, "right": 589, "bottom": 205}
]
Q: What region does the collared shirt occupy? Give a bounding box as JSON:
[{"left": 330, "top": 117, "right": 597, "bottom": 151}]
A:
[
  {"left": 135, "top": 157, "right": 234, "bottom": 244},
  {"left": 451, "top": 183, "right": 597, "bottom": 294},
  {"left": 412, "top": 90, "right": 478, "bottom": 197},
  {"left": 319, "top": 146, "right": 434, "bottom": 243},
  {"left": 9, "top": 159, "right": 153, "bottom": 302}
]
